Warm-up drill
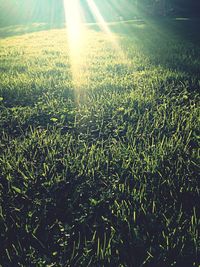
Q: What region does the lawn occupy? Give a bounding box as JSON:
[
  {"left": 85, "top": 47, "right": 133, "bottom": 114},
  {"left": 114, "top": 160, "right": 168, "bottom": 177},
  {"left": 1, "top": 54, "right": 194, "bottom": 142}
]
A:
[{"left": 0, "top": 19, "right": 199, "bottom": 266}]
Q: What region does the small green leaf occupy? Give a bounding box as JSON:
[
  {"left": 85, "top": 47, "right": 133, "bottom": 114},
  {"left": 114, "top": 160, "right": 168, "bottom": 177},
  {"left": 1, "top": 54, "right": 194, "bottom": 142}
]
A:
[
  {"left": 0, "top": 97, "right": 3, "bottom": 101},
  {"left": 12, "top": 186, "right": 22, "bottom": 194},
  {"left": 60, "top": 114, "right": 65, "bottom": 120},
  {"left": 90, "top": 198, "right": 98, "bottom": 206},
  {"left": 117, "top": 107, "right": 125, "bottom": 112},
  {"left": 50, "top": 117, "right": 58, "bottom": 122}
]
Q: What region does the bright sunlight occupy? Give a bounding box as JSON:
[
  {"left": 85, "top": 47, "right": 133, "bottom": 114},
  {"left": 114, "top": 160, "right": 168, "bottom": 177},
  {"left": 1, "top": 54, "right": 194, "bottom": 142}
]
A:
[
  {"left": 63, "top": 0, "right": 86, "bottom": 92},
  {"left": 63, "top": 0, "right": 122, "bottom": 94}
]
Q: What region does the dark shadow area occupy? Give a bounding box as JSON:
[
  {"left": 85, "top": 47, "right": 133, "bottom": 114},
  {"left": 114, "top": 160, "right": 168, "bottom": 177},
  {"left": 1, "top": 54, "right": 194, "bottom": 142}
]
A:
[
  {"left": 163, "top": 18, "right": 200, "bottom": 44},
  {"left": 104, "top": 18, "right": 200, "bottom": 76},
  {"left": 108, "top": 18, "right": 200, "bottom": 45}
]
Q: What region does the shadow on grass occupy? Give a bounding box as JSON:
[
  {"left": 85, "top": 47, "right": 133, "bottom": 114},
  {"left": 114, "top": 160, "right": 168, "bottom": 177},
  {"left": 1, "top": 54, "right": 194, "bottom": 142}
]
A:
[
  {"left": 103, "top": 18, "right": 200, "bottom": 76},
  {"left": 108, "top": 18, "right": 200, "bottom": 45}
]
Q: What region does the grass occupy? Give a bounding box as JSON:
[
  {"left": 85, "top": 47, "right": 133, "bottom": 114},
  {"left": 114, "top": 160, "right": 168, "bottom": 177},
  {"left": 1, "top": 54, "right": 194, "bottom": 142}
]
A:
[{"left": 0, "top": 19, "right": 199, "bottom": 266}]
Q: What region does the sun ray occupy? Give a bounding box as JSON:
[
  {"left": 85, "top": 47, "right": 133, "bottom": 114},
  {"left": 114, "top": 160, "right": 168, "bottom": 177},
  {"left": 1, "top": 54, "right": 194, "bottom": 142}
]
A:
[
  {"left": 63, "top": 0, "right": 87, "bottom": 100},
  {"left": 86, "top": 0, "right": 112, "bottom": 35},
  {"left": 86, "top": 0, "right": 126, "bottom": 62},
  {"left": 63, "top": 0, "right": 130, "bottom": 103}
]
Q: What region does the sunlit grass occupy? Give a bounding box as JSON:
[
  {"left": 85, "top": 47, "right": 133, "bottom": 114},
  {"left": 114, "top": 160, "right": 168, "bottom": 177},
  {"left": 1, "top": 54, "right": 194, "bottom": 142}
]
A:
[{"left": 0, "top": 19, "right": 199, "bottom": 266}]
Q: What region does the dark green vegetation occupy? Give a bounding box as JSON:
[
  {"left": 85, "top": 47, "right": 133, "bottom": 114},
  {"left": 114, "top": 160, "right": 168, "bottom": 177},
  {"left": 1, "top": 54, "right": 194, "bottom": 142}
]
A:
[{"left": 0, "top": 19, "right": 199, "bottom": 266}]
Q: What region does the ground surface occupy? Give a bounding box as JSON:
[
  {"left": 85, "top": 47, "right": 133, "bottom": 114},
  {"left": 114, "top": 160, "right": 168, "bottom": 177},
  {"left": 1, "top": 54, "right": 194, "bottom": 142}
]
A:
[{"left": 0, "top": 19, "right": 199, "bottom": 266}]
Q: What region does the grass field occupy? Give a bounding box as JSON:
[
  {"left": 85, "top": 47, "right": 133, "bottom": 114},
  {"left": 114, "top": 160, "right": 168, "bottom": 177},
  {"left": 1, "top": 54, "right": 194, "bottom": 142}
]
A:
[{"left": 0, "top": 19, "right": 199, "bottom": 266}]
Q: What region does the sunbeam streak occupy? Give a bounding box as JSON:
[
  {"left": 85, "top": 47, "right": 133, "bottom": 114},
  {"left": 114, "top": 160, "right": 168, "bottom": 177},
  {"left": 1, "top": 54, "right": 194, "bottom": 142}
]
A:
[
  {"left": 86, "top": 0, "right": 111, "bottom": 35},
  {"left": 63, "top": 0, "right": 87, "bottom": 96},
  {"left": 63, "top": 0, "right": 126, "bottom": 101},
  {"left": 63, "top": 0, "right": 83, "bottom": 50},
  {"left": 86, "top": 0, "right": 123, "bottom": 54}
]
